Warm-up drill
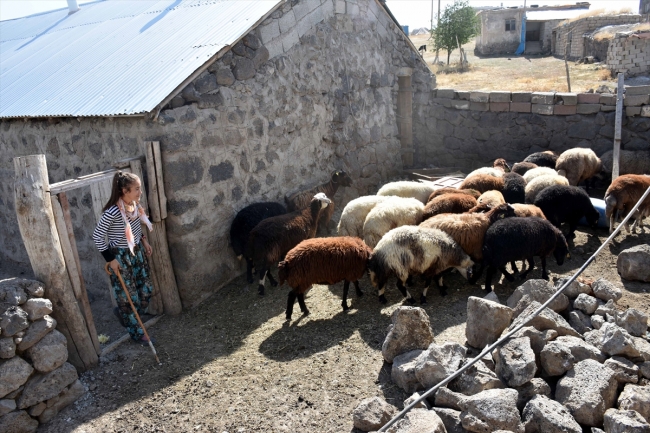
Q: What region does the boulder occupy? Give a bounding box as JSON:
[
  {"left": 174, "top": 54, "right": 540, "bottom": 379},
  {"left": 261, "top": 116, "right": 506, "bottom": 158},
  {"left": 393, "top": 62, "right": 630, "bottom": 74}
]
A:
[
  {"left": 483, "top": 291, "right": 500, "bottom": 303},
  {"left": 555, "top": 359, "right": 618, "bottom": 426},
  {"left": 573, "top": 293, "right": 600, "bottom": 315},
  {"left": 595, "top": 299, "right": 617, "bottom": 317},
  {"left": 0, "top": 398, "right": 16, "bottom": 416},
  {"left": 353, "top": 396, "right": 396, "bottom": 432},
  {"left": 25, "top": 329, "right": 67, "bottom": 373},
  {"left": 569, "top": 310, "right": 593, "bottom": 335},
  {"left": 0, "top": 282, "right": 27, "bottom": 307},
  {"left": 385, "top": 408, "right": 446, "bottom": 433},
  {"left": 0, "top": 306, "right": 29, "bottom": 337},
  {"left": 617, "top": 244, "right": 650, "bottom": 282},
  {"left": 513, "top": 378, "right": 551, "bottom": 412},
  {"left": 28, "top": 402, "right": 45, "bottom": 417},
  {"left": 592, "top": 314, "right": 605, "bottom": 330},
  {"left": 494, "top": 337, "right": 536, "bottom": 387},
  {"left": 0, "top": 410, "right": 38, "bottom": 433},
  {"left": 510, "top": 326, "right": 557, "bottom": 368},
  {"left": 0, "top": 357, "right": 33, "bottom": 398},
  {"left": 522, "top": 394, "right": 582, "bottom": 433},
  {"left": 38, "top": 379, "right": 86, "bottom": 423},
  {"left": 392, "top": 350, "right": 424, "bottom": 393},
  {"left": 17, "top": 315, "right": 56, "bottom": 352},
  {"left": 555, "top": 277, "right": 592, "bottom": 298},
  {"left": 509, "top": 301, "right": 581, "bottom": 337},
  {"left": 459, "top": 388, "right": 524, "bottom": 433},
  {"left": 555, "top": 335, "right": 606, "bottom": 363},
  {"left": 21, "top": 298, "right": 52, "bottom": 321},
  {"left": 434, "top": 387, "right": 464, "bottom": 411},
  {"left": 449, "top": 360, "right": 505, "bottom": 396},
  {"left": 618, "top": 383, "right": 650, "bottom": 422},
  {"left": 616, "top": 309, "right": 648, "bottom": 338},
  {"left": 414, "top": 342, "right": 466, "bottom": 388},
  {"left": 540, "top": 340, "right": 575, "bottom": 376},
  {"left": 0, "top": 278, "right": 44, "bottom": 298},
  {"left": 634, "top": 337, "right": 650, "bottom": 361},
  {"left": 605, "top": 356, "right": 639, "bottom": 384},
  {"left": 585, "top": 323, "right": 640, "bottom": 358},
  {"left": 638, "top": 361, "right": 650, "bottom": 379},
  {"left": 383, "top": 307, "right": 434, "bottom": 363},
  {"left": 433, "top": 408, "right": 466, "bottom": 433},
  {"left": 0, "top": 337, "right": 16, "bottom": 359},
  {"left": 507, "top": 279, "right": 569, "bottom": 316},
  {"left": 17, "top": 362, "right": 78, "bottom": 409},
  {"left": 466, "top": 297, "right": 513, "bottom": 349},
  {"left": 403, "top": 392, "right": 430, "bottom": 410},
  {"left": 603, "top": 408, "right": 650, "bottom": 433},
  {"left": 591, "top": 279, "right": 622, "bottom": 302}
]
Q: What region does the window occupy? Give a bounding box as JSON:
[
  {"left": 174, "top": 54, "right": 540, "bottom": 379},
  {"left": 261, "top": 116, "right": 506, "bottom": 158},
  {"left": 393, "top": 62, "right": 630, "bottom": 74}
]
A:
[{"left": 505, "top": 19, "right": 516, "bottom": 31}]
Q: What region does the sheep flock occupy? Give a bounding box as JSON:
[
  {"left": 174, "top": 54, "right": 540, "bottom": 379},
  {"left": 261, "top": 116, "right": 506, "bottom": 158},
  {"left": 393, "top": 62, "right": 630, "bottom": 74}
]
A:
[{"left": 229, "top": 147, "right": 649, "bottom": 321}]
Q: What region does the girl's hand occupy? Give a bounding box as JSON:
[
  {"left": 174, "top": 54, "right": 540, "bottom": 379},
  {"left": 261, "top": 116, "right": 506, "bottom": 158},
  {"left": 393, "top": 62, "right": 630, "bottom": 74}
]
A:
[
  {"left": 144, "top": 242, "right": 152, "bottom": 257},
  {"left": 109, "top": 259, "right": 120, "bottom": 275}
]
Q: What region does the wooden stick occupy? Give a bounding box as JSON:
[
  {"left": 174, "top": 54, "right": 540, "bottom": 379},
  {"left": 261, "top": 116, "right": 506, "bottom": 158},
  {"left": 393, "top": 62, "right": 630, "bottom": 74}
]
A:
[
  {"left": 151, "top": 141, "right": 167, "bottom": 220},
  {"left": 564, "top": 32, "right": 571, "bottom": 92},
  {"left": 613, "top": 73, "right": 624, "bottom": 179},
  {"left": 101, "top": 314, "right": 163, "bottom": 356},
  {"left": 144, "top": 141, "right": 161, "bottom": 223},
  {"left": 148, "top": 221, "right": 183, "bottom": 315}
]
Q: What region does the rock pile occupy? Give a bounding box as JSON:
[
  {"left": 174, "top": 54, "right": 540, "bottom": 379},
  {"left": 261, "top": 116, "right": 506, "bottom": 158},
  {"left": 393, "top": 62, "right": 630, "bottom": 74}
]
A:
[
  {"left": 0, "top": 278, "right": 86, "bottom": 432},
  {"left": 353, "top": 278, "right": 650, "bottom": 433}
]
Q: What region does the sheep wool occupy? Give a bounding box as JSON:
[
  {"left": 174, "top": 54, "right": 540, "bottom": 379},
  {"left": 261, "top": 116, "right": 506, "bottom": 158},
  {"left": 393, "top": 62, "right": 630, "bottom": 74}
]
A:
[
  {"left": 511, "top": 204, "right": 546, "bottom": 219},
  {"left": 428, "top": 188, "right": 481, "bottom": 202},
  {"left": 600, "top": 150, "right": 650, "bottom": 176},
  {"left": 376, "top": 181, "right": 437, "bottom": 204},
  {"left": 368, "top": 226, "right": 474, "bottom": 304},
  {"left": 524, "top": 174, "right": 569, "bottom": 204},
  {"left": 523, "top": 166, "right": 558, "bottom": 183},
  {"left": 477, "top": 190, "right": 505, "bottom": 208},
  {"left": 512, "top": 162, "right": 538, "bottom": 176},
  {"left": 459, "top": 174, "right": 505, "bottom": 194},
  {"left": 422, "top": 193, "right": 477, "bottom": 220},
  {"left": 362, "top": 196, "right": 424, "bottom": 248},
  {"left": 278, "top": 236, "right": 373, "bottom": 320},
  {"left": 604, "top": 174, "right": 650, "bottom": 233},
  {"left": 465, "top": 158, "right": 511, "bottom": 179},
  {"left": 337, "top": 195, "right": 389, "bottom": 238},
  {"left": 534, "top": 185, "right": 600, "bottom": 239},
  {"left": 502, "top": 172, "right": 526, "bottom": 204},
  {"left": 523, "top": 151, "right": 558, "bottom": 168},
  {"left": 555, "top": 148, "right": 602, "bottom": 187}
]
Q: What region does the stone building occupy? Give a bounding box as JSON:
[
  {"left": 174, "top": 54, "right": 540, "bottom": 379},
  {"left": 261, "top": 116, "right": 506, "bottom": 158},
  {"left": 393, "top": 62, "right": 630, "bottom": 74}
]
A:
[
  {"left": 0, "top": 0, "right": 432, "bottom": 308},
  {"left": 641, "top": 0, "right": 650, "bottom": 16}
]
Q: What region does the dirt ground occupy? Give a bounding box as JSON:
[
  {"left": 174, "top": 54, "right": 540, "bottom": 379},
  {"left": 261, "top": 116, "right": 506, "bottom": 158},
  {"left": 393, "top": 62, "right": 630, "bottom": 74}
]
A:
[{"left": 41, "top": 192, "right": 650, "bottom": 432}]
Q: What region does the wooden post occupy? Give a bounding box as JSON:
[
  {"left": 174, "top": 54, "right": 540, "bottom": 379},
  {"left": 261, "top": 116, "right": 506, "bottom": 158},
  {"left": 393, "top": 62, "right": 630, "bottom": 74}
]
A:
[
  {"left": 148, "top": 220, "right": 182, "bottom": 315},
  {"left": 564, "top": 32, "right": 572, "bottom": 92},
  {"left": 613, "top": 73, "right": 624, "bottom": 180},
  {"left": 14, "top": 155, "right": 98, "bottom": 371}
]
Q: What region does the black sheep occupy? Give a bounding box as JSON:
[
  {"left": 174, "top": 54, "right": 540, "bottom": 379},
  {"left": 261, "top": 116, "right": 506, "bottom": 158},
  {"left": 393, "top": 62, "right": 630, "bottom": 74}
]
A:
[
  {"left": 502, "top": 172, "right": 526, "bottom": 204},
  {"left": 524, "top": 152, "right": 558, "bottom": 168},
  {"left": 230, "top": 202, "right": 287, "bottom": 283},
  {"left": 481, "top": 217, "right": 569, "bottom": 292},
  {"left": 533, "top": 185, "right": 600, "bottom": 239}
]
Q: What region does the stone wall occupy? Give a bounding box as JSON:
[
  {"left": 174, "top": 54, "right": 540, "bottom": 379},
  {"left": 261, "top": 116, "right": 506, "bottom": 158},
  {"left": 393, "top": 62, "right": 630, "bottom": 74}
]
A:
[
  {"left": 0, "top": 278, "right": 85, "bottom": 431},
  {"left": 0, "top": 0, "right": 433, "bottom": 307},
  {"left": 413, "top": 87, "right": 650, "bottom": 170},
  {"left": 540, "top": 20, "right": 563, "bottom": 54},
  {"left": 606, "top": 32, "right": 650, "bottom": 77}
]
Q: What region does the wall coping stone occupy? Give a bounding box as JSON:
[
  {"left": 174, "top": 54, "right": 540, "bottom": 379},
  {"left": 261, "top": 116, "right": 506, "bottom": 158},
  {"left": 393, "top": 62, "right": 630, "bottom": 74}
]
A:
[
  {"left": 489, "top": 91, "right": 511, "bottom": 103},
  {"left": 599, "top": 94, "right": 616, "bottom": 105},
  {"left": 624, "top": 95, "right": 650, "bottom": 106},
  {"left": 490, "top": 102, "right": 510, "bottom": 112},
  {"left": 457, "top": 91, "right": 471, "bottom": 100},
  {"left": 577, "top": 93, "right": 601, "bottom": 104},
  {"left": 510, "top": 102, "right": 532, "bottom": 112},
  {"left": 554, "top": 105, "right": 577, "bottom": 115},
  {"left": 556, "top": 93, "right": 578, "bottom": 105},
  {"left": 531, "top": 92, "right": 555, "bottom": 104},
  {"left": 576, "top": 103, "right": 602, "bottom": 114},
  {"left": 511, "top": 92, "right": 532, "bottom": 102},
  {"left": 436, "top": 88, "right": 456, "bottom": 99},
  {"left": 470, "top": 91, "right": 490, "bottom": 103},
  {"left": 626, "top": 85, "right": 650, "bottom": 96},
  {"left": 532, "top": 104, "right": 554, "bottom": 115}
]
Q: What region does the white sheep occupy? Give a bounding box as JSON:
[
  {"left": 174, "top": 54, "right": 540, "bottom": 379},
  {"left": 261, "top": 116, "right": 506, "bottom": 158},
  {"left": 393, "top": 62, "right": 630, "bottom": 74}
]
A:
[
  {"left": 376, "top": 181, "right": 436, "bottom": 204},
  {"left": 523, "top": 167, "right": 558, "bottom": 183},
  {"left": 465, "top": 158, "right": 511, "bottom": 179},
  {"left": 555, "top": 148, "right": 602, "bottom": 188},
  {"left": 363, "top": 196, "right": 424, "bottom": 248},
  {"left": 337, "top": 195, "right": 390, "bottom": 238},
  {"left": 524, "top": 174, "right": 569, "bottom": 203}
]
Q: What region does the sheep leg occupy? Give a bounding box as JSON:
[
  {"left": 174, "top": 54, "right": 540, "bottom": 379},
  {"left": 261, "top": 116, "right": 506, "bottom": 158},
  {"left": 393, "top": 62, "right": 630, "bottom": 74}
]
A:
[
  {"left": 609, "top": 211, "right": 615, "bottom": 233},
  {"left": 354, "top": 280, "right": 363, "bottom": 297},
  {"left": 434, "top": 275, "right": 448, "bottom": 298},
  {"left": 257, "top": 268, "right": 268, "bottom": 296},
  {"left": 520, "top": 258, "right": 534, "bottom": 280},
  {"left": 286, "top": 291, "right": 297, "bottom": 321},
  {"left": 406, "top": 275, "right": 415, "bottom": 287},
  {"left": 540, "top": 257, "right": 549, "bottom": 280},
  {"left": 246, "top": 258, "right": 255, "bottom": 284},
  {"left": 341, "top": 280, "right": 350, "bottom": 312},
  {"left": 267, "top": 271, "right": 278, "bottom": 287},
  {"left": 510, "top": 261, "right": 519, "bottom": 274},
  {"left": 468, "top": 262, "right": 485, "bottom": 285},
  {"left": 297, "top": 293, "right": 310, "bottom": 316},
  {"left": 500, "top": 267, "right": 515, "bottom": 282},
  {"left": 396, "top": 279, "right": 415, "bottom": 304},
  {"left": 378, "top": 282, "right": 388, "bottom": 305},
  {"left": 484, "top": 266, "right": 496, "bottom": 293}
]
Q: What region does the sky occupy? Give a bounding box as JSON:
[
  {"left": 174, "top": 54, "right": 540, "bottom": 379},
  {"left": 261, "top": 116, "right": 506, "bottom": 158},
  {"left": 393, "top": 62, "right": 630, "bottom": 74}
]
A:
[{"left": 0, "top": 0, "right": 642, "bottom": 24}]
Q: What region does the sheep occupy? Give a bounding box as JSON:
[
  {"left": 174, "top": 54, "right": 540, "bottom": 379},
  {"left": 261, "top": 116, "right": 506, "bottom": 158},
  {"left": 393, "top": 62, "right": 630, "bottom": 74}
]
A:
[
  {"left": 230, "top": 202, "right": 287, "bottom": 283},
  {"left": 555, "top": 148, "right": 602, "bottom": 190},
  {"left": 337, "top": 195, "right": 389, "bottom": 238},
  {"left": 524, "top": 174, "right": 569, "bottom": 203},
  {"left": 465, "top": 158, "right": 511, "bottom": 179},
  {"left": 476, "top": 190, "right": 505, "bottom": 208},
  {"left": 523, "top": 151, "right": 559, "bottom": 168},
  {"left": 459, "top": 174, "right": 505, "bottom": 194},
  {"left": 511, "top": 203, "right": 546, "bottom": 219},
  {"left": 533, "top": 185, "right": 600, "bottom": 239},
  {"left": 428, "top": 188, "right": 481, "bottom": 201},
  {"left": 247, "top": 193, "right": 331, "bottom": 295},
  {"left": 523, "top": 166, "right": 558, "bottom": 183},
  {"left": 422, "top": 193, "right": 477, "bottom": 220},
  {"left": 362, "top": 196, "right": 425, "bottom": 247},
  {"left": 604, "top": 174, "right": 650, "bottom": 233},
  {"left": 502, "top": 172, "right": 526, "bottom": 204},
  {"left": 368, "top": 226, "right": 474, "bottom": 304},
  {"left": 278, "top": 237, "right": 373, "bottom": 320},
  {"left": 600, "top": 150, "right": 650, "bottom": 176},
  {"left": 285, "top": 170, "right": 352, "bottom": 233},
  {"left": 512, "top": 162, "right": 538, "bottom": 176},
  {"left": 480, "top": 217, "right": 569, "bottom": 292},
  {"left": 377, "top": 181, "right": 437, "bottom": 204}
]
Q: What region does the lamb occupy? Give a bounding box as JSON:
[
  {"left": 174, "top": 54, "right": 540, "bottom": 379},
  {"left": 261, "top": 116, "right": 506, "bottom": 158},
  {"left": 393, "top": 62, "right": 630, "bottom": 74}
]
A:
[
  {"left": 476, "top": 190, "right": 505, "bottom": 208},
  {"left": 524, "top": 174, "right": 569, "bottom": 203},
  {"left": 368, "top": 226, "right": 474, "bottom": 304},
  {"left": 480, "top": 217, "right": 569, "bottom": 292},
  {"left": 337, "top": 195, "right": 389, "bottom": 238},
  {"left": 428, "top": 188, "right": 481, "bottom": 201},
  {"left": 377, "top": 181, "right": 437, "bottom": 204},
  {"left": 278, "top": 237, "right": 373, "bottom": 320},
  {"left": 604, "top": 174, "right": 650, "bottom": 233},
  {"left": 533, "top": 185, "right": 600, "bottom": 239},
  {"left": 511, "top": 203, "right": 546, "bottom": 219},
  {"left": 230, "top": 202, "right": 287, "bottom": 283},
  {"left": 422, "top": 193, "right": 477, "bottom": 220},
  {"left": 523, "top": 166, "right": 558, "bottom": 183},
  {"left": 523, "top": 151, "right": 558, "bottom": 168},
  {"left": 247, "top": 193, "right": 331, "bottom": 295},
  {"left": 285, "top": 170, "right": 352, "bottom": 233},
  {"left": 362, "top": 196, "right": 425, "bottom": 247},
  {"left": 459, "top": 174, "right": 505, "bottom": 194},
  {"left": 511, "top": 162, "right": 538, "bottom": 176},
  {"left": 465, "top": 158, "right": 511, "bottom": 179},
  {"left": 555, "top": 148, "right": 602, "bottom": 189},
  {"left": 600, "top": 150, "right": 650, "bottom": 176},
  {"left": 502, "top": 172, "right": 526, "bottom": 204}
]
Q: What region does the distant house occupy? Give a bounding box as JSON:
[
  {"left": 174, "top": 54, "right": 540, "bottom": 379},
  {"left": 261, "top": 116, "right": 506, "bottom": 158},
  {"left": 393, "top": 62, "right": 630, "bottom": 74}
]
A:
[
  {"left": 641, "top": 0, "right": 650, "bottom": 16},
  {"left": 475, "top": 3, "right": 590, "bottom": 55}
]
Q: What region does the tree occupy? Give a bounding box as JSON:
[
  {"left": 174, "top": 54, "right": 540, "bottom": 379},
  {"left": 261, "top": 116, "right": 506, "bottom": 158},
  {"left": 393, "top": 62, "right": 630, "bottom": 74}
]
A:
[{"left": 431, "top": 0, "right": 479, "bottom": 65}]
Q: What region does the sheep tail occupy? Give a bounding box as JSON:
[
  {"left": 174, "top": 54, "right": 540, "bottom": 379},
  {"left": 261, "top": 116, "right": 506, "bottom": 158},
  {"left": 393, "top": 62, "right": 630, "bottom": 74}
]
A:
[{"left": 278, "top": 260, "right": 288, "bottom": 285}]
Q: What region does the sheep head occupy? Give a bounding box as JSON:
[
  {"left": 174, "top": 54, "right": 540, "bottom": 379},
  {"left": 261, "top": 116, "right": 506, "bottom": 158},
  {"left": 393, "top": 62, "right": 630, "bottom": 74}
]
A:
[
  {"left": 553, "top": 230, "right": 569, "bottom": 266},
  {"left": 313, "top": 192, "right": 331, "bottom": 209},
  {"left": 332, "top": 170, "right": 353, "bottom": 187},
  {"left": 454, "top": 257, "right": 475, "bottom": 281},
  {"left": 493, "top": 158, "right": 511, "bottom": 172}
]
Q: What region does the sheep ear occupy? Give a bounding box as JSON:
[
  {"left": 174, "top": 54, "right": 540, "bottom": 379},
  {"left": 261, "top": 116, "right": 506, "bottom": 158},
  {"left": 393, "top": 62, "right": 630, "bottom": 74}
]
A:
[{"left": 566, "top": 253, "right": 571, "bottom": 259}]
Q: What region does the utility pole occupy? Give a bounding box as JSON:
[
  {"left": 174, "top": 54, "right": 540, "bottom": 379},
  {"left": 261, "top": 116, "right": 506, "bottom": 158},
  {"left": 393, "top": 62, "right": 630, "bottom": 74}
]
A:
[{"left": 432, "top": 0, "right": 441, "bottom": 64}]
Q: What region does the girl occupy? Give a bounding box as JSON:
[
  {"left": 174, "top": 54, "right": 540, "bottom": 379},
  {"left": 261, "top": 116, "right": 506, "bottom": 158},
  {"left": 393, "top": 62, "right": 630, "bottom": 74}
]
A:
[{"left": 93, "top": 171, "right": 154, "bottom": 344}]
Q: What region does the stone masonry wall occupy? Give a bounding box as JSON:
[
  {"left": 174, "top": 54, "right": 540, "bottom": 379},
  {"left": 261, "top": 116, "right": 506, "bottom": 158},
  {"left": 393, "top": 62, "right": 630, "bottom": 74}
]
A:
[
  {"left": 0, "top": 0, "right": 433, "bottom": 307},
  {"left": 606, "top": 32, "right": 650, "bottom": 77},
  {"left": 413, "top": 87, "right": 650, "bottom": 170},
  {"left": 553, "top": 15, "right": 641, "bottom": 59}
]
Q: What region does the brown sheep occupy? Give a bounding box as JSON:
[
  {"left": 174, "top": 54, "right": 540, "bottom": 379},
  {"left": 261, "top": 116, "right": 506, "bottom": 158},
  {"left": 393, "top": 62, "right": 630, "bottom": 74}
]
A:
[
  {"left": 459, "top": 174, "right": 505, "bottom": 194},
  {"left": 604, "top": 174, "right": 650, "bottom": 234},
  {"left": 422, "top": 193, "right": 478, "bottom": 220},
  {"left": 511, "top": 203, "right": 546, "bottom": 219},
  {"left": 278, "top": 237, "right": 372, "bottom": 320},
  {"left": 428, "top": 188, "right": 481, "bottom": 202},
  {"left": 512, "top": 162, "right": 538, "bottom": 176}
]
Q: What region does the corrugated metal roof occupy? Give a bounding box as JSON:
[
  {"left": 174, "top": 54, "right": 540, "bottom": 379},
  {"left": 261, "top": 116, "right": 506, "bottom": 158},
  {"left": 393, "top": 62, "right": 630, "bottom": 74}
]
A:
[
  {"left": 0, "top": 0, "right": 281, "bottom": 119},
  {"left": 526, "top": 9, "right": 590, "bottom": 21}
]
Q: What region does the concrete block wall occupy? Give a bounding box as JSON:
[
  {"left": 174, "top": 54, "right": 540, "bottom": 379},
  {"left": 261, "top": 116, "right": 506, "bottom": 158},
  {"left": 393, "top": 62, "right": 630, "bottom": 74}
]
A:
[{"left": 606, "top": 32, "right": 650, "bottom": 77}]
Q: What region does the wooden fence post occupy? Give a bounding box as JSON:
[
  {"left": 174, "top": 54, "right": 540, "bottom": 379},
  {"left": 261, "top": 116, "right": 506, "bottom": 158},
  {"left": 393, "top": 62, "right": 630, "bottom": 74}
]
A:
[
  {"left": 14, "top": 154, "right": 98, "bottom": 371},
  {"left": 613, "top": 73, "right": 624, "bottom": 180}
]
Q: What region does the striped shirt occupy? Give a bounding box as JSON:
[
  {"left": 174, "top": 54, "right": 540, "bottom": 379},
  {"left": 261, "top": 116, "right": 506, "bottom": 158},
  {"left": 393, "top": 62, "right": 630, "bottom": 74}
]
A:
[{"left": 93, "top": 205, "right": 142, "bottom": 262}]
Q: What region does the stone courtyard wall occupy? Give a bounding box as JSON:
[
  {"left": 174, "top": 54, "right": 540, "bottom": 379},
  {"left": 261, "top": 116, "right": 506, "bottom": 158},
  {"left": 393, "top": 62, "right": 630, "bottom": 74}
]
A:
[{"left": 606, "top": 32, "right": 650, "bottom": 77}]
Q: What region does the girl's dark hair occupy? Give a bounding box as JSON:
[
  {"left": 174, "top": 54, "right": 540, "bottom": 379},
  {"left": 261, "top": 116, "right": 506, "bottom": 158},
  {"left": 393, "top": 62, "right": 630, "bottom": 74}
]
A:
[{"left": 103, "top": 171, "right": 140, "bottom": 212}]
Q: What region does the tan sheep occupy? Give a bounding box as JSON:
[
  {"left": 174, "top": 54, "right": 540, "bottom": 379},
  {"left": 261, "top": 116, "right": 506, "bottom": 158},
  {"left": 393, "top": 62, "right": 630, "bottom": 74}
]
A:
[
  {"left": 555, "top": 148, "right": 602, "bottom": 189},
  {"left": 524, "top": 174, "right": 569, "bottom": 203}
]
